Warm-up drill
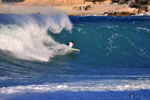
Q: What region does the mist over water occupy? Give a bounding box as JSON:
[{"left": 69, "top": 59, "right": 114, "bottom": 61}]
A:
[
  {"left": 0, "top": 13, "right": 72, "bottom": 61},
  {"left": 0, "top": 5, "right": 65, "bottom": 15}
]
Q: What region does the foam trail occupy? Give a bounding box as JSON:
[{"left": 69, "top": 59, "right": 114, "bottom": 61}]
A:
[
  {"left": 0, "top": 14, "right": 72, "bottom": 62},
  {"left": 1, "top": 79, "right": 150, "bottom": 94}
]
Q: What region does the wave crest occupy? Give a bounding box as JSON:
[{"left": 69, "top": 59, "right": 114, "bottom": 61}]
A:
[{"left": 0, "top": 14, "right": 72, "bottom": 62}]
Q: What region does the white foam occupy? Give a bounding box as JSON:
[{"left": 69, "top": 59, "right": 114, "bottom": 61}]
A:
[
  {"left": 135, "top": 13, "right": 150, "bottom": 16},
  {"left": 0, "top": 79, "right": 150, "bottom": 94},
  {"left": 136, "top": 27, "right": 150, "bottom": 33},
  {"left": 0, "top": 14, "right": 72, "bottom": 62}
]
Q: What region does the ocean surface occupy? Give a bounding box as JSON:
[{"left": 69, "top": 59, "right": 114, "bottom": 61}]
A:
[{"left": 0, "top": 14, "right": 150, "bottom": 100}]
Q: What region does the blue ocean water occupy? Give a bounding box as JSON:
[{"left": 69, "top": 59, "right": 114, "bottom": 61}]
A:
[{"left": 0, "top": 14, "right": 150, "bottom": 100}]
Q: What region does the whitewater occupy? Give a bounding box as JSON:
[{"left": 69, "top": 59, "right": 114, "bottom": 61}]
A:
[{"left": 0, "top": 14, "right": 72, "bottom": 62}]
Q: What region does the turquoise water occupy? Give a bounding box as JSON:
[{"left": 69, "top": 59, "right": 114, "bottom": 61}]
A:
[{"left": 0, "top": 14, "right": 150, "bottom": 100}]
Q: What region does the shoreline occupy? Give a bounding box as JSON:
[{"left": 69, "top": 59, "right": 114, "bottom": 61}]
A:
[
  {"left": 0, "top": 4, "right": 149, "bottom": 16},
  {"left": 0, "top": 11, "right": 149, "bottom": 17}
]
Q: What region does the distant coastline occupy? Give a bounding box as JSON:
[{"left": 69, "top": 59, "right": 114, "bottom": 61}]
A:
[{"left": 0, "top": 3, "right": 149, "bottom": 16}]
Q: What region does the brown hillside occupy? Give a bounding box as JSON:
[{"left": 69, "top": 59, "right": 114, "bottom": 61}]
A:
[{"left": 20, "top": 0, "right": 84, "bottom": 6}]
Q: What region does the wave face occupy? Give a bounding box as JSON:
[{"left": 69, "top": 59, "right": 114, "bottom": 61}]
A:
[
  {"left": 0, "top": 14, "right": 72, "bottom": 61},
  {"left": 0, "top": 15, "right": 150, "bottom": 98}
]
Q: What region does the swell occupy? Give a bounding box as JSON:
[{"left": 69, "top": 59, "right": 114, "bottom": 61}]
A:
[
  {"left": 0, "top": 16, "right": 150, "bottom": 94},
  {"left": 54, "top": 16, "right": 150, "bottom": 67}
]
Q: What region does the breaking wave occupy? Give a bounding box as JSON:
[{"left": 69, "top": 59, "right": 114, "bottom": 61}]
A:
[
  {"left": 0, "top": 14, "right": 72, "bottom": 62},
  {"left": 1, "top": 77, "right": 150, "bottom": 94}
]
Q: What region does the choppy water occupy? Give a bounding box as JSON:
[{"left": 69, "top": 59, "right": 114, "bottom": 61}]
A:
[{"left": 0, "top": 14, "right": 150, "bottom": 99}]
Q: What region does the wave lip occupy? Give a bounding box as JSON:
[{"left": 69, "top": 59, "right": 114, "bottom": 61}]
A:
[{"left": 0, "top": 14, "right": 72, "bottom": 62}]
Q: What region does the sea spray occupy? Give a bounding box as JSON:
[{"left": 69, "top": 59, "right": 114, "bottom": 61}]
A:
[{"left": 0, "top": 14, "right": 72, "bottom": 62}]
